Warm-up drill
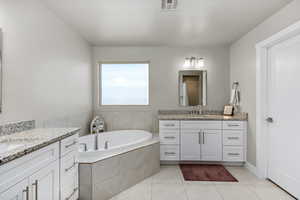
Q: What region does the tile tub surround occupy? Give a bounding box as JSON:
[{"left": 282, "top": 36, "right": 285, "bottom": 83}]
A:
[
  {"left": 109, "top": 165, "right": 295, "bottom": 200},
  {"left": 158, "top": 110, "right": 248, "bottom": 121},
  {"left": 0, "top": 120, "right": 35, "bottom": 136},
  {"left": 79, "top": 142, "right": 160, "bottom": 200},
  {"left": 0, "top": 128, "right": 80, "bottom": 165}
]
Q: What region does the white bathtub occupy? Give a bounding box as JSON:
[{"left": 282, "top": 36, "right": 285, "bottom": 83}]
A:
[{"left": 78, "top": 130, "right": 158, "bottom": 163}]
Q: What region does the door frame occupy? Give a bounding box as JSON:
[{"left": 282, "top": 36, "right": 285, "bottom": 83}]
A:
[{"left": 256, "top": 20, "right": 300, "bottom": 179}]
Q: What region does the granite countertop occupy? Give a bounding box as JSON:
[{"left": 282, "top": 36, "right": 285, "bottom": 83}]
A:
[
  {"left": 0, "top": 128, "right": 80, "bottom": 166},
  {"left": 158, "top": 113, "right": 248, "bottom": 121}
]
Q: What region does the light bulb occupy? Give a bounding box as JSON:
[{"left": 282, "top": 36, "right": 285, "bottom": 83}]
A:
[{"left": 183, "top": 58, "right": 191, "bottom": 68}]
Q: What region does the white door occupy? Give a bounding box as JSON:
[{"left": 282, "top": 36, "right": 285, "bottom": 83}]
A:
[
  {"left": 267, "top": 33, "right": 300, "bottom": 198},
  {"left": 61, "top": 153, "right": 79, "bottom": 200},
  {"left": 201, "top": 130, "right": 222, "bottom": 161},
  {"left": 0, "top": 179, "right": 29, "bottom": 200},
  {"left": 180, "top": 130, "right": 201, "bottom": 161},
  {"left": 29, "top": 161, "right": 60, "bottom": 200}
]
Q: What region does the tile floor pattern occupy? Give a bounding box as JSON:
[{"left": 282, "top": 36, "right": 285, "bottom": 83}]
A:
[{"left": 109, "top": 165, "right": 295, "bottom": 200}]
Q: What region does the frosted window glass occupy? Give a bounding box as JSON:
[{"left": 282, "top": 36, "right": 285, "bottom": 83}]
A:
[{"left": 101, "top": 63, "right": 149, "bottom": 105}]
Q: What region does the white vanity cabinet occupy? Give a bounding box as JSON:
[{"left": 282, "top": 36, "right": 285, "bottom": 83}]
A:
[
  {"left": 159, "top": 121, "right": 180, "bottom": 161},
  {"left": 60, "top": 148, "right": 78, "bottom": 200},
  {"left": 60, "top": 134, "right": 79, "bottom": 200},
  {"left": 181, "top": 121, "right": 222, "bottom": 161},
  {"left": 0, "top": 143, "right": 60, "bottom": 200},
  {"left": 222, "top": 121, "right": 247, "bottom": 162},
  {"left": 0, "top": 178, "right": 29, "bottom": 200},
  {"left": 180, "top": 130, "right": 201, "bottom": 161},
  {"left": 0, "top": 133, "right": 79, "bottom": 200},
  {"left": 29, "top": 161, "right": 60, "bottom": 200},
  {"left": 159, "top": 119, "right": 247, "bottom": 163}
]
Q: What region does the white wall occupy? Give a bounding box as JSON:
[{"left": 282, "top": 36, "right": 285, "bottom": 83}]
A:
[
  {"left": 0, "top": 0, "right": 93, "bottom": 133},
  {"left": 230, "top": 0, "right": 300, "bottom": 166},
  {"left": 93, "top": 46, "right": 230, "bottom": 132}
]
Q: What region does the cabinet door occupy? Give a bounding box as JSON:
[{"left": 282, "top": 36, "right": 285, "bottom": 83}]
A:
[
  {"left": 180, "top": 131, "right": 201, "bottom": 161},
  {"left": 201, "top": 130, "right": 222, "bottom": 161},
  {"left": 61, "top": 152, "right": 78, "bottom": 200},
  {"left": 29, "top": 161, "right": 59, "bottom": 200},
  {"left": 0, "top": 179, "right": 29, "bottom": 200}
]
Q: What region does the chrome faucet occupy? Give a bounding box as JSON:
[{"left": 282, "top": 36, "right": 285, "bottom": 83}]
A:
[
  {"left": 190, "top": 106, "right": 203, "bottom": 115},
  {"left": 79, "top": 143, "right": 87, "bottom": 152},
  {"left": 104, "top": 141, "right": 109, "bottom": 150},
  {"left": 94, "top": 134, "right": 99, "bottom": 150}
]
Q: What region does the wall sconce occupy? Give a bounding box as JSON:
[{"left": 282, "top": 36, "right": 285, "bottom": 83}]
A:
[{"left": 183, "top": 57, "right": 204, "bottom": 69}]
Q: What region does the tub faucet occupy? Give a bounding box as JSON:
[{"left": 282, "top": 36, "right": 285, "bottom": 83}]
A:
[
  {"left": 79, "top": 143, "right": 87, "bottom": 152},
  {"left": 104, "top": 141, "right": 109, "bottom": 150},
  {"left": 94, "top": 134, "right": 99, "bottom": 150}
]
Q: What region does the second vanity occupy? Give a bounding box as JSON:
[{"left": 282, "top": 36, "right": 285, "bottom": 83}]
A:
[
  {"left": 0, "top": 128, "right": 79, "bottom": 200},
  {"left": 158, "top": 113, "right": 247, "bottom": 163}
]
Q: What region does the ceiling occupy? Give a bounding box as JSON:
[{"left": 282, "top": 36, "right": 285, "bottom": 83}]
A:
[{"left": 42, "top": 0, "right": 292, "bottom": 46}]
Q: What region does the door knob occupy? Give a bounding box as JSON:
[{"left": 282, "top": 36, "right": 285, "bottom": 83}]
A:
[{"left": 266, "top": 117, "right": 274, "bottom": 123}]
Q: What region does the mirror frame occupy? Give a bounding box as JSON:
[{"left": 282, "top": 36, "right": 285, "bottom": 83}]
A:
[{"left": 178, "top": 70, "right": 207, "bottom": 107}]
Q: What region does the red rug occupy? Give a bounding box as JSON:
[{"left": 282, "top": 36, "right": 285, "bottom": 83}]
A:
[{"left": 179, "top": 164, "right": 238, "bottom": 182}]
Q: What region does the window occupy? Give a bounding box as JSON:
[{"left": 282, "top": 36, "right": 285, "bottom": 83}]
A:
[{"left": 100, "top": 63, "right": 149, "bottom": 105}]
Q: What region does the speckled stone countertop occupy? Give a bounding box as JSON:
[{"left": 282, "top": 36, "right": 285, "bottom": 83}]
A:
[
  {"left": 158, "top": 113, "right": 248, "bottom": 121},
  {"left": 0, "top": 128, "right": 80, "bottom": 166}
]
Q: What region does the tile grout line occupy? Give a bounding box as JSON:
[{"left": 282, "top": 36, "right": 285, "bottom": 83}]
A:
[
  {"left": 246, "top": 184, "right": 264, "bottom": 200},
  {"left": 182, "top": 181, "right": 190, "bottom": 200},
  {"left": 179, "top": 165, "right": 191, "bottom": 200},
  {"left": 213, "top": 183, "right": 225, "bottom": 200},
  {"left": 150, "top": 178, "right": 153, "bottom": 200}
]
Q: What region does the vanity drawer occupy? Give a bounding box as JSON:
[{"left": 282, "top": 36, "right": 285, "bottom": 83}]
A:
[
  {"left": 61, "top": 133, "right": 79, "bottom": 157},
  {"left": 60, "top": 151, "right": 78, "bottom": 177},
  {"left": 223, "top": 147, "right": 244, "bottom": 162},
  {"left": 60, "top": 151, "right": 78, "bottom": 200},
  {"left": 223, "top": 121, "right": 244, "bottom": 130},
  {"left": 223, "top": 131, "right": 244, "bottom": 146},
  {"left": 181, "top": 121, "right": 222, "bottom": 130},
  {"left": 159, "top": 120, "right": 180, "bottom": 130},
  {"left": 160, "top": 131, "right": 180, "bottom": 145},
  {"left": 160, "top": 145, "right": 180, "bottom": 161}
]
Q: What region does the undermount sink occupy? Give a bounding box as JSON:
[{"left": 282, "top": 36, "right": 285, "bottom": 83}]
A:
[{"left": 0, "top": 143, "right": 24, "bottom": 154}]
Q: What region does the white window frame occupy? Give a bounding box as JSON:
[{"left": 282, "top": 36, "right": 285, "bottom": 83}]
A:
[{"left": 97, "top": 61, "right": 151, "bottom": 107}]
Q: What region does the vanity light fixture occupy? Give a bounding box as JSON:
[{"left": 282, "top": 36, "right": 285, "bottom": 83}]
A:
[
  {"left": 183, "top": 57, "right": 204, "bottom": 69},
  {"left": 162, "top": 0, "right": 177, "bottom": 10}
]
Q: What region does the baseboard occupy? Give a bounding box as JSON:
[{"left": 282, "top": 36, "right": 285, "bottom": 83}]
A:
[
  {"left": 245, "top": 162, "right": 258, "bottom": 177},
  {"left": 160, "top": 161, "right": 245, "bottom": 166}
]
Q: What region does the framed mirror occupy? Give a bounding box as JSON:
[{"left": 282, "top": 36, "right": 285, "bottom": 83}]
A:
[
  {"left": 0, "top": 29, "right": 2, "bottom": 113},
  {"left": 179, "top": 70, "right": 207, "bottom": 107}
]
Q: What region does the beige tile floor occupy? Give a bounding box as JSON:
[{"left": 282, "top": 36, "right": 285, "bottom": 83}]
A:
[{"left": 109, "top": 165, "right": 296, "bottom": 200}]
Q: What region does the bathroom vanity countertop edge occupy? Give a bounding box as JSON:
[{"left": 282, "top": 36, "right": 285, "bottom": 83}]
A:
[
  {"left": 0, "top": 128, "right": 80, "bottom": 166},
  {"left": 158, "top": 113, "right": 248, "bottom": 121}
]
